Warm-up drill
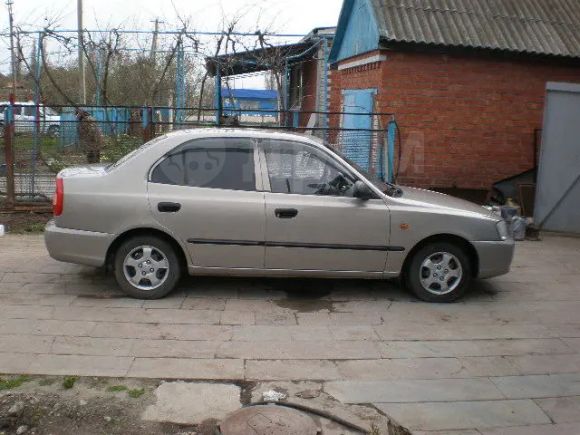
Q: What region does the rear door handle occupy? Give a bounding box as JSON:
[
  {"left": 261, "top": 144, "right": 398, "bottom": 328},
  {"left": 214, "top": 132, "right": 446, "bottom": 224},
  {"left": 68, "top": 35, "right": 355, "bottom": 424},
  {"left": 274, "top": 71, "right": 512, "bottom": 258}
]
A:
[
  {"left": 275, "top": 208, "right": 298, "bottom": 219},
  {"left": 158, "top": 202, "right": 181, "bottom": 213}
]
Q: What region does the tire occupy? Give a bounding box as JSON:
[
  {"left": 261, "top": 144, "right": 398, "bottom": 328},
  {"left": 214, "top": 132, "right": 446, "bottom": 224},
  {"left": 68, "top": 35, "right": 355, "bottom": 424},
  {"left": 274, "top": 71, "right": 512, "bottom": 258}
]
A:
[
  {"left": 405, "top": 241, "right": 472, "bottom": 303},
  {"left": 113, "top": 235, "right": 181, "bottom": 299}
]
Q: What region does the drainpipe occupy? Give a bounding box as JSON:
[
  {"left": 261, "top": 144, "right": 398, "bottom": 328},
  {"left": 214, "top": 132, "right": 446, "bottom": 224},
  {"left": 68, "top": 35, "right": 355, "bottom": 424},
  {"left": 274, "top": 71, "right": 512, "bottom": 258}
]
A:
[{"left": 321, "top": 38, "right": 329, "bottom": 141}]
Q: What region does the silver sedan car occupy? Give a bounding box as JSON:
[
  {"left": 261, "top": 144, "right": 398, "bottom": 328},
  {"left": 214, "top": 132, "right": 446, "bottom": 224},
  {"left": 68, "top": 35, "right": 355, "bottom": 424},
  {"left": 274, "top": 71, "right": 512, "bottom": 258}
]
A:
[{"left": 45, "top": 129, "right": 514, "bottom": 302}]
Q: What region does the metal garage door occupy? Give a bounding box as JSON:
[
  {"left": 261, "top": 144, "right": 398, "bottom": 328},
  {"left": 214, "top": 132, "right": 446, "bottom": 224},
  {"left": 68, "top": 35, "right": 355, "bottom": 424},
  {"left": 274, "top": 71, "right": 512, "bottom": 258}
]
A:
[{"left": 535, "top": 82, "right": 580, "bottom": 234}]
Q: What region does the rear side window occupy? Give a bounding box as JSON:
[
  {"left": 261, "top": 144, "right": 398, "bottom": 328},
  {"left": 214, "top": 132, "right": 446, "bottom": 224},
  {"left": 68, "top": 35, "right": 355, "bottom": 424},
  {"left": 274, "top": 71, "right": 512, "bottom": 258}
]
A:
[{"left": 150, "top": 138, "right": 256, "bottom": 191}]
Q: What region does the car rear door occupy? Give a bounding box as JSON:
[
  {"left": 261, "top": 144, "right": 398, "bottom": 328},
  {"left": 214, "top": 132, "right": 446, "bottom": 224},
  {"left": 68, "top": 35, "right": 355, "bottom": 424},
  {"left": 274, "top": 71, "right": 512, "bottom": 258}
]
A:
[
  {"left": 260, "top": 139, "right": 391, "bottom": 273},
  {"left": 147, "top": 137, "right": 266, "bottom": 269}
]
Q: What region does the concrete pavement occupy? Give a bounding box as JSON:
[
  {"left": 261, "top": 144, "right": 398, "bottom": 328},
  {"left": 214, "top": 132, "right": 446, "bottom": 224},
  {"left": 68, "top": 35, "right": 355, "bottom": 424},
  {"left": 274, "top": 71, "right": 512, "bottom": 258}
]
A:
[{"left": 0, "top": 234, "right": 579, "bottom": 434}]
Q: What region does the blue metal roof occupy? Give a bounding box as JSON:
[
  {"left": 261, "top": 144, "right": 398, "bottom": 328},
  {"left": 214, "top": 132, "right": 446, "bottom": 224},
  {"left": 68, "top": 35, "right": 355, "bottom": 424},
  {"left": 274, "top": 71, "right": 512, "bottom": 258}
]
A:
[{"left": 222, "top": 88, "right": 278, "bottom": 100}]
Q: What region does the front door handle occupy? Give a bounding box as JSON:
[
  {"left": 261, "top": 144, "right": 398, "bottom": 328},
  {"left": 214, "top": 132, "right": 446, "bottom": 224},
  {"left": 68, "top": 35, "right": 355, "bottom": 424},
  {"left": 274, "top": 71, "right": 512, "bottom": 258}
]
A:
[
  {"left": 275, "top": 208, "right": 298, "bottom": 219},
  {"left": 158, "top": 202, "right": 181, "bottom": 213}
]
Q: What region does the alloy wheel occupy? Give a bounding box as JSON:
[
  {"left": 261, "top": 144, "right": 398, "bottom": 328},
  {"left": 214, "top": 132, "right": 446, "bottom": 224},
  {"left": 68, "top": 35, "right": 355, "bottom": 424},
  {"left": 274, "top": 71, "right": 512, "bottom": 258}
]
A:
[
  {"left": 419, "top": 251, "right": 463, "bottom": 295},
  {"left": 123, "top": 245, "right": 169, "bottom": 291}
]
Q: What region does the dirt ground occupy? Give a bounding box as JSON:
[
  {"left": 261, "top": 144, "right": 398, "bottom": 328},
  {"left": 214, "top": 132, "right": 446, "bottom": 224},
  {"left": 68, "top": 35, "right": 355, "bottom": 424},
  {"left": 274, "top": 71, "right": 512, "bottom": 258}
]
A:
[
  {"left": 0, "top": 213, "right": 51, "bottom": 234},
  {"left": 0, "top": 375, "right": 198, "bottom": 435}
]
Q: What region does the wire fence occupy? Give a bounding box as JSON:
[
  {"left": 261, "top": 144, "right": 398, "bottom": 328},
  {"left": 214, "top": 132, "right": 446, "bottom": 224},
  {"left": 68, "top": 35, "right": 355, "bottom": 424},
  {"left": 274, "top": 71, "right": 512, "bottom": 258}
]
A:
[{"left": 1, "top": 104, "right": 395, "bottom": 209}]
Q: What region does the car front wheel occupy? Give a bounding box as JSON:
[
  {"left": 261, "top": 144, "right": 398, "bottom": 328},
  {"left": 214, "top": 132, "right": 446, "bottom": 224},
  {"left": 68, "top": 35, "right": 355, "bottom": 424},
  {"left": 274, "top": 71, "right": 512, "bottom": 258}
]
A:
[
  {"left": 113, "top": 236, "right": 181, "bottom": 299},
  {"left": 405, "top": 242, "right": 472, "bottom": 302}
]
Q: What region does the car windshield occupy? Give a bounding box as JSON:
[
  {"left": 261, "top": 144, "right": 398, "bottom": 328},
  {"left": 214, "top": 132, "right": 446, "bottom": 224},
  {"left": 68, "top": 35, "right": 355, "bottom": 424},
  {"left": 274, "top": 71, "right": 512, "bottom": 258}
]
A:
[{"left": 322, "top": 144, "right": 402, "bottom": 196}]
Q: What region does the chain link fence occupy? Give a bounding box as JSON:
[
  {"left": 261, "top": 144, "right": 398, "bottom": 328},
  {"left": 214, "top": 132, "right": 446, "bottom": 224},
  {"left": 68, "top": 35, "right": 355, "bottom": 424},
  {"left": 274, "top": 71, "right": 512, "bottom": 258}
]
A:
[{"left": 1, "top": 104, "right": 393, "bottom": 209}]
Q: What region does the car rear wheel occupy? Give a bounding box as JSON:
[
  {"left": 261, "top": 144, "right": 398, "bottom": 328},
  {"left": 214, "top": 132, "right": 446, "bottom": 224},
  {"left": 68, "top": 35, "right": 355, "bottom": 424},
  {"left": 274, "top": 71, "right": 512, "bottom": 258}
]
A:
[
  {"left": 405, "top": 242, "right": 471, "bottom": 302},
  {"left": 113, "top": 236, "right": 181, "bottom": 299}
]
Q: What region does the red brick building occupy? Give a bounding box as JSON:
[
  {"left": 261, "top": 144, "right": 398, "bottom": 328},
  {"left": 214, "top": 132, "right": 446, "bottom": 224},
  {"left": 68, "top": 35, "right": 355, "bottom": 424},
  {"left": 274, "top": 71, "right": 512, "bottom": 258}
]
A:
[{"left": 328, "top": 0, "right": 580, "bottom": 191}]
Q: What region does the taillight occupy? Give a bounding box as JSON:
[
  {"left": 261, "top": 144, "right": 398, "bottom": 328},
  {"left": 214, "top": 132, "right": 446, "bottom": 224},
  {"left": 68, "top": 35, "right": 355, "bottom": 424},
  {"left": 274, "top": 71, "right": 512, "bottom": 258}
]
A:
[{"left": 53, "top": 177, "right": 64, "bottom": 216}]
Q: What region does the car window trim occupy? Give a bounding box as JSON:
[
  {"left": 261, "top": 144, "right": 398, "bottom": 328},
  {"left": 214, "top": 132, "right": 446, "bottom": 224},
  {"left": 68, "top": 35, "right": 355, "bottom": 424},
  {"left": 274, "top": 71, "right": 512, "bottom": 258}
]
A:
[{"left": 148, "top": 136, "right": 262, "bottom": 193}]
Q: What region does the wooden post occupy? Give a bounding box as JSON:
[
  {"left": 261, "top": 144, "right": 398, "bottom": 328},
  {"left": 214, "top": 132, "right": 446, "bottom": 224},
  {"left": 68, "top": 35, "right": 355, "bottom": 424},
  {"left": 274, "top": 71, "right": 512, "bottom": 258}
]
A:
[{"left": 142, "top": 106, "right": 154, "bottom": 143}]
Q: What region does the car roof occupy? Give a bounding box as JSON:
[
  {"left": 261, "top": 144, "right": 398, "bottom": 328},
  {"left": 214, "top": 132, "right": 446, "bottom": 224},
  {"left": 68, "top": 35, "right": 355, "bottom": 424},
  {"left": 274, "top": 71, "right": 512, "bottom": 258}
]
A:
[{"left": 162, "top": 128, "right": 325, "bottom": 145}]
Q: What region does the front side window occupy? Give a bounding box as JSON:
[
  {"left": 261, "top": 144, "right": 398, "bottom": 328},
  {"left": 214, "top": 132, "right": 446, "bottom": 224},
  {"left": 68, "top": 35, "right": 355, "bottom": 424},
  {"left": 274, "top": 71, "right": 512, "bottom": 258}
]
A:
[
  {"left": 263, "top": 140, "right": 356, "bottom": 197},
  {"left": 151, "top": 138, "right": 256, "bottom": 191}
]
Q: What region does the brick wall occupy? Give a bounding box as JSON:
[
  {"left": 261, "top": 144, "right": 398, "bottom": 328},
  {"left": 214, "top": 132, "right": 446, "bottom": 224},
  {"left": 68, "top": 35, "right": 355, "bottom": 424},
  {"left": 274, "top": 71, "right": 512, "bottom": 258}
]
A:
[{"left": 330, "top": 49, "right": 580, "bottom": 190}]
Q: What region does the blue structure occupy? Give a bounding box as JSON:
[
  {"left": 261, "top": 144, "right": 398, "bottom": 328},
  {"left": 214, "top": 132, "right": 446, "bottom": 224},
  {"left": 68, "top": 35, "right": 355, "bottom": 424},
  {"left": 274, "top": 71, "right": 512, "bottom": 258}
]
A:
[
  {"left": 330, "top": 0, "right": 380, "bottom": 64},
  {"left": 59, "top": 107, "right": 131, "bottom": 148},
  {"left": 222, "top": 89, "right": 278, "bottom": 117},
  {"left": 341, "top": 88, "right": 376, "bottom": 170}
]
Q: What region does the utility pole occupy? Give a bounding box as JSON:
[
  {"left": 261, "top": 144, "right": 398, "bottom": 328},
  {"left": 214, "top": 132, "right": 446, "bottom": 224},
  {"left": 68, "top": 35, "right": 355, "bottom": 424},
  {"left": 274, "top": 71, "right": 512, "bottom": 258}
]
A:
[
  {"left": 5, "top": 0, "right": 16, "bottom": 208},
  {"left": 150, "top": 18, "right": 161, "bottom": 61},
  {"left": 7, "top": 0, "right": 16, "bottom": 99},
  {"left": 77, "top": 0, "right": 86, "bottom": 104}
]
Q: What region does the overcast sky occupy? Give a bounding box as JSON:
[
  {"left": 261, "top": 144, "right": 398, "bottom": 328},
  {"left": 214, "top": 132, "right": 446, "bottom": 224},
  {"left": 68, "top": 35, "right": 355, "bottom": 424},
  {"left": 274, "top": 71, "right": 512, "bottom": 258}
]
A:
[
  {"left": 2, "top": 0, "right": 343, "bottom": 33},
  {"left": 1, "top": 0, "right": 344, "bottom": 86}
]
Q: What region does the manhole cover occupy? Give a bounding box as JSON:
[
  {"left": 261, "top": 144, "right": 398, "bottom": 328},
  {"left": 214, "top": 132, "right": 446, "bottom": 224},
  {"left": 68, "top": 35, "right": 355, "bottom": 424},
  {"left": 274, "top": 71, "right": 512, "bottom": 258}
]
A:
[{"left": 220, "top": 405, "right": 319, "bottom": 435}]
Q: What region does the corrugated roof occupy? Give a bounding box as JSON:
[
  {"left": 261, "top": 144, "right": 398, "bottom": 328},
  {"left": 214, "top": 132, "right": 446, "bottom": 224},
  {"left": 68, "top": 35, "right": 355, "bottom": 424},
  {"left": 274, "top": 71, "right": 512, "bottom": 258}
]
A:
[
  {"left": 370, "top": 0, "right": 580, "bottom": 57},
  {"left": 222, "top": 88, "right": 278, "bottom": 100}
]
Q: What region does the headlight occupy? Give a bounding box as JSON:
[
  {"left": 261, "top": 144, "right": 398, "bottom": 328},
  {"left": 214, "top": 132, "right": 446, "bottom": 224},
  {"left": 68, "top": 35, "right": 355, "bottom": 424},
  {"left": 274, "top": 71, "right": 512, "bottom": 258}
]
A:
[{"left": 496, "top": 220, "right": 510, "bottom": 241}]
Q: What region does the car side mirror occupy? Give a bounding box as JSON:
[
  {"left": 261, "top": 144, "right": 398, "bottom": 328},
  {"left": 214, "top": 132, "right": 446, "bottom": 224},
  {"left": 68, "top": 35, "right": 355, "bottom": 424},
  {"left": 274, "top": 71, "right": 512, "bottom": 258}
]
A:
[{"left": 353, "top": 180, "right": 374, "bottom": 200}]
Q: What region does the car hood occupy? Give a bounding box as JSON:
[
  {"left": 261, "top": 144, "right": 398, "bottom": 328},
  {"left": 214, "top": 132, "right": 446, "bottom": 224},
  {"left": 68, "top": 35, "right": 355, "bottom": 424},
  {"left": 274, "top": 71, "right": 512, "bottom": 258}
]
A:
[{"left": 398, "top": 186, "right": 493, "bottom": 217}]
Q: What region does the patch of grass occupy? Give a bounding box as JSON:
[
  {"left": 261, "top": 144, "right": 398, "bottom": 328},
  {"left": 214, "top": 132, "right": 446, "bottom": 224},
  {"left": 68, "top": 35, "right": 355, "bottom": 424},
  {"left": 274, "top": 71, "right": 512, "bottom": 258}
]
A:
[
  {"left": 0, "top": 375, "right": 31, "bottom": 390},
  {"left": 62, "top": 376, "right": 78, "bottom": 389},
  {"left": 127, "top": 388, "right": 145, "bottom": 398},
  {"left": 107, "top": 385, "right": 128, "bottom": 393},
  {"left": 38, "top": 378, "right": 56, "bottom": 386}
]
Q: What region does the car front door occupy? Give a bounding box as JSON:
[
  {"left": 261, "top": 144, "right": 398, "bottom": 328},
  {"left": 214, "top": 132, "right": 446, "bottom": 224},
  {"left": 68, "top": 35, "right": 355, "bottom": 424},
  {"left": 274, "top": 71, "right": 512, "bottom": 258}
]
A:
[
  {"left": 147, "top": 137, "right": 265, "bottom": 269},
  {"left": 260, "top": 139, "right": 391, "bottom": 273}
]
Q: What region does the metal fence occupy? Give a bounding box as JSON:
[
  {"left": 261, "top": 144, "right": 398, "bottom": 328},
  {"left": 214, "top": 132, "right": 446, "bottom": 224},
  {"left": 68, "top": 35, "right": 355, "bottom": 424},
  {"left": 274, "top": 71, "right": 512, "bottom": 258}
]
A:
[{"left": 1, "top": 104, "right": 396, "bottom": 209}]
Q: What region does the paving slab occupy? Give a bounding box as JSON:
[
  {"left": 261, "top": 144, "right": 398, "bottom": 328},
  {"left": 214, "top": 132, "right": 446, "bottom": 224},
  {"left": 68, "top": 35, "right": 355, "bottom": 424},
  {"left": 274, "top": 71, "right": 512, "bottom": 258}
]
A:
[
  {"left": 142, "top": 381, "right": 240, "bottom": 425},
  {"left": 324, "top": 379, "right": 504, "bottom": 403},
  {"left": 376, "top": 400, "right": 551, "bottom": 431},
  {"left": 245, "top": 360, "right": 340, "bottom": 381},
  {"left": 0, "top": 334, "right": 54, "bottom": 353},
  {"left": 378, "top": 338, "right": 572, "bottom": 358},
  {"left": 335, "top": 358, "right": 468, "bottom": 380},
  {"left": 27, "top": 354, "right": 133, "bottom": 377},
  {"left": 507, "top": 353, "right": 580, "bottom": 374},
  {"left": 51, "top": 336, "right": 134, "bottom": 356},
  {"left": 127, "top": 358, "right": 243, "bottom": 380},
  {"left": 90, "top": 322, "right": 232, "bottom": 341},
  {"left": 0, "top": 352, "right": 37, "bottom": 373},
  {"left": 491, "top": 373, "right": 580, "bottom": 399},
  {"left": 534, "top": 396, "right": 580, "bottom": 423},
  {"left": 374, "top": 321, "right": 555, "bottom": 341},
  {"left": 130, "top": 339, "right": 219, "bottom": 359},
  {"left": 479, "top": 423, "right": 580, "bottom": 435},
  {"left": 216, "top": 340, "right": 381, "bottom": 360}
]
